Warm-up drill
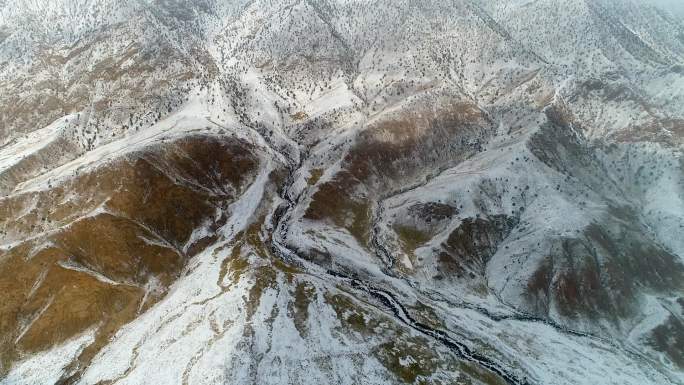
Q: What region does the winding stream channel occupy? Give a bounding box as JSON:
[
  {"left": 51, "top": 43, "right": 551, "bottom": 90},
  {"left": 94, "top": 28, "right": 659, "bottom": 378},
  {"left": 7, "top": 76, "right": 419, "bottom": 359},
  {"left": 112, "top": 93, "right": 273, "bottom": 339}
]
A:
[
  {"left": 248, "top": 118, "right": 675, "bottom": 385},
  {"left": 264, "top": 157, "right": 535, "bottom": 385}
]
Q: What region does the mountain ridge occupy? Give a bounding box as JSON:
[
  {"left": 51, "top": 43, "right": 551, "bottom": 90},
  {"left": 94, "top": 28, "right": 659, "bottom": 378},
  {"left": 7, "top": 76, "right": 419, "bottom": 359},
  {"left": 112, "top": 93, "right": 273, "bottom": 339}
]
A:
[{"left": 0, "top": 1, "right": 683, "bottom": 384}]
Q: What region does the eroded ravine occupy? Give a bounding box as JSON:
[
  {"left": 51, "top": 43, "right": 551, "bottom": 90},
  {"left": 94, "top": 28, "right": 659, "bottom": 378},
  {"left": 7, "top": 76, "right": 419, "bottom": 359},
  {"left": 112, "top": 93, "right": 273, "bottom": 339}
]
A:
[
  {"left": 262, "top": 116, "right": 680, "bottom": 384},
  {"left": 264, "top": 144, "right": 535, "bottom": 385},
  {"left": 364, "top": 143, "right": 679, "bottom": 385}
]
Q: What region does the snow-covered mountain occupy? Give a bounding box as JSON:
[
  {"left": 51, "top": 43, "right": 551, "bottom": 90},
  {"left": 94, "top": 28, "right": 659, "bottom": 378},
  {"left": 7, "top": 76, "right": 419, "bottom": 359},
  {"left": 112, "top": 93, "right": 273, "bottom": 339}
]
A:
[{"left": 0, "top": 0, "right": 683, "bottom": 384}]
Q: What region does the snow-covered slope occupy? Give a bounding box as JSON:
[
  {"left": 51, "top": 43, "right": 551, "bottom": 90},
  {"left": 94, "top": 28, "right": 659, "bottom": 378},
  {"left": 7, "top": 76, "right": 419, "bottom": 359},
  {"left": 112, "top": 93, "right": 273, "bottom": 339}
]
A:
[{"left": 1, "top": 0, "right": 683, "bottom": 384}]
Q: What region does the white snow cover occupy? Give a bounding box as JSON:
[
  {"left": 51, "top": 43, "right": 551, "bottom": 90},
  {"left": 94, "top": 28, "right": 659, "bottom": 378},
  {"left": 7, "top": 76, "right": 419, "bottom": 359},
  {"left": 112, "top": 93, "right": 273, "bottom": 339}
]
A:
[
  {"left": 1, "top": 332, "right": 94, "bottom": 385},
  {"left": 0, "top": 0, "right": 683, "bottom": 384}
]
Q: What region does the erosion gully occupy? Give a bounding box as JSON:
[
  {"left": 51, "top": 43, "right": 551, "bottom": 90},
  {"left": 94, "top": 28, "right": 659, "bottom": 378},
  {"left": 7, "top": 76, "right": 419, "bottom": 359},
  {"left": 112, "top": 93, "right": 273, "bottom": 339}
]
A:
[
  {"left": 262, "top": 151, "right": 534, "bottom": 385},
  {"left": 252, "top": 117, "right": 672, "bottom": 384}
]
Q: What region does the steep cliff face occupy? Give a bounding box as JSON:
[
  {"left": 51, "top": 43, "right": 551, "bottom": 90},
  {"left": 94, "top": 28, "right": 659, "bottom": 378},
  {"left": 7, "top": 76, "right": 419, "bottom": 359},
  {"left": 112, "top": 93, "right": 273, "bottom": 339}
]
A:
[{"left": 1, "top": 1, "right": 683, "bottom": 384}]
